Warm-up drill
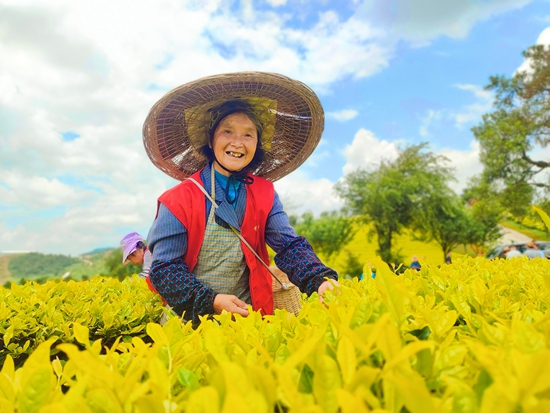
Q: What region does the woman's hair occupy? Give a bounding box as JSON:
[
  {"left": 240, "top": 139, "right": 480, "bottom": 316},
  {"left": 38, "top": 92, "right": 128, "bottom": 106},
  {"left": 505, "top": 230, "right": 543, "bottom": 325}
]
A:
[
  {"left": 135, "top": 241, "right": 146, "bottom": 250},
  {"left": 201, "top": 100, "right": 265, "bottom": 174}
]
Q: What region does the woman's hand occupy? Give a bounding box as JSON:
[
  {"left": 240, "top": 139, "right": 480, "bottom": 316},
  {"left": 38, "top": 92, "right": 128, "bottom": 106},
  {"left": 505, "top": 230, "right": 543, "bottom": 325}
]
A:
[
  {"left": 317, "top": 279, "right": 340, "bottom": 305},
  {"left": 213, "top": 294, "right": 250, "bottom": 317}
]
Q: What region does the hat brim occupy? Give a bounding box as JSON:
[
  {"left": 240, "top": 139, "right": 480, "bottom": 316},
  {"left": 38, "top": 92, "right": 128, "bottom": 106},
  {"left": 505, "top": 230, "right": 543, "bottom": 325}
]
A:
[
  {"left": 143, "top": 71, "right": 324, "bottom": 182},
  {"left": 122, "top": 247, "right": 137, "bottom": 265}
]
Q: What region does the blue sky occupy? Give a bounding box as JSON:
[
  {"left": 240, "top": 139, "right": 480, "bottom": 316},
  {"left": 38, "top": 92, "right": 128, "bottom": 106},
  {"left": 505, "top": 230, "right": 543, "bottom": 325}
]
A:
[{"left": 1, "top": 0, "right": 549, "bottom": 255}]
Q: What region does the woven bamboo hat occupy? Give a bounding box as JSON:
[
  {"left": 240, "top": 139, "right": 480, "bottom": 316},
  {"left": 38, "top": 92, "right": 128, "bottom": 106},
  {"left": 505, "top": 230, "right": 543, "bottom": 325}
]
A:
[{"left": 143, "top": 71, "right": 324, "bottom": 182}]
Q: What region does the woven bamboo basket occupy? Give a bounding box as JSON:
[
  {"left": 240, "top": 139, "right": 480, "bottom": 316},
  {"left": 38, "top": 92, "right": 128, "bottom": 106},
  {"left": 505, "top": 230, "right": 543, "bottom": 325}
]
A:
[{"left": 270, "top": 267, "right": 302, "bottom": 315}]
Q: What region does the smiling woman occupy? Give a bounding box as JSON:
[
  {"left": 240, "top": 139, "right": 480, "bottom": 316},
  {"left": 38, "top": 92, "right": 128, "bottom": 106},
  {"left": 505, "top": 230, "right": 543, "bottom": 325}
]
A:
[{"left": 142, "top": 72, "right": 340, "bottom": 325}]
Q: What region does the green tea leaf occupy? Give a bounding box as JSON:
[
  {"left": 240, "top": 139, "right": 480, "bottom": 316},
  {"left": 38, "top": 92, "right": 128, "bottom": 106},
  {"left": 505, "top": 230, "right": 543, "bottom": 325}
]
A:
[{"left": 178, "top": 368, "right": 200, "bottom": 392}]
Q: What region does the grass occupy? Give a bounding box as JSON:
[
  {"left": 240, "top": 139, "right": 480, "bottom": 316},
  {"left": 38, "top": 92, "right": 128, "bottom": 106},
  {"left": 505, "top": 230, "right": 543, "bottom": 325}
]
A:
[
  {"left": 322, "top": 223, "right": 467, "bottom": 276},
  {"left": 63, "top": 251, "right": 111, "bottom": 280}
]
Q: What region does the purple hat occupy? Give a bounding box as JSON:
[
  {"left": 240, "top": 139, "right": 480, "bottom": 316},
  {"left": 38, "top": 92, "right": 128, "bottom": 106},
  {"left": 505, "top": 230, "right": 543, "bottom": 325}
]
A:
[{"left": 120, "top": 232, "right": 144, "bottom": 264}]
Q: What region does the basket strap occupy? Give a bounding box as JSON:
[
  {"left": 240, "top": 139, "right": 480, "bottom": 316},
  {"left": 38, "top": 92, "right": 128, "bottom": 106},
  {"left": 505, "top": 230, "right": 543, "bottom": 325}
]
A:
[{"left": 187, "top": 176, "right": 290, "bottom": 290}]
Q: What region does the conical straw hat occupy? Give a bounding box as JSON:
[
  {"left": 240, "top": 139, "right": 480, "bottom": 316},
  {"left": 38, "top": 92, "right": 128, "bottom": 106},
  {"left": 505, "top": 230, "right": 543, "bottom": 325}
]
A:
[{"left": 143, "top": 71, "right": 324, "bottom": 182}]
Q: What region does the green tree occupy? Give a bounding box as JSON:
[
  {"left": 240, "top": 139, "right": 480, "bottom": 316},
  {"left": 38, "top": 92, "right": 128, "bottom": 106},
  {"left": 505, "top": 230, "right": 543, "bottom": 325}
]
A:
[
  {"left": 414, "top": 195, "right": 477, "bottom": 261},
  {"left": 473, "top": 44, "right": 550, "bottom": 196},
  {"left": 501, "top": 182, "right": 534, "bottom": 223},
  {"left": 340, "top": 249, "right": 365, "bottom": 279},
  {"left": 335, "top": 143, "right": 454, "bottom": 264},
  {"left": 103, "top": 248, "right": 141, "bottom": 280},
  {"left": 461, "top": 176, "right": 504, "bottom": 255},
  {"left": 293, "top": 211, "right": 357, "bottom": 262}
]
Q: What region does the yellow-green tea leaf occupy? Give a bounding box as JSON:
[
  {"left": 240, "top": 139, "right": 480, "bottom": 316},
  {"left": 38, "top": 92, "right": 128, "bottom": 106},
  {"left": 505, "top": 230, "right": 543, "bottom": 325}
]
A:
[
  {"left": 16, "top": 366, "right": 53, "bottom": 413},
  {"left": 51, "top": 357, "right": 63, "bottom": 378},
  {"left": 0, "top": 372, "right": 14, "bottom": 403},
  {"left": 3, "top": 325, "right": 14, "bottom": 347},
  {"left": 86, "top": 388, "right": 124, "bottom": 413},
  {"left": 532, "top": 205, "right": 550, "bottom": 232},
  {"left": 511, "top": 320, "right": 545, "bottom": 353},
  {"left": 313, "top": 355, "right": 342, "bottom": 413},
  {"left": 336, "top": 389, "right": 369, "bottom": 413},
  {"left": 1, "top": 355, "right": 14, "bottom": 380},
  {"left": 374, "top": 257, "right": 406, "bottom": 323},
  {"left": 385, "top": 369, "right": 440, "bottom": 413},
  {"left": 133, "top": 396, "right": 165, "bottom": 413},
  {"left": 72, "top": 323, "right": 90, "bottom": 347},
  {"left": 146, "top": 323, "right": 169, "bottom": 346},
  {"left": 0, "top": 398, "right": 15, "bottom": 413},
  {"left": 186, "top": 386, "right": 220, "bottom": 413},
  {"left": 337, "top": 336, "right": 357, "bottom": 385}
]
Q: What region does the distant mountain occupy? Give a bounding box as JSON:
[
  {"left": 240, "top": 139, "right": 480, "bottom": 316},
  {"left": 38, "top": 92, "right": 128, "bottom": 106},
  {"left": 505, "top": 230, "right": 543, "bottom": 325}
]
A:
[
  {"left": 8, "top": 252, "right": 80, "bottom": 279},
  {"left": 81, "top": 247, "right": 115, "bottom": 256},
  {"left": 1, "top": 249, "right": 115, "bottom": 285}
]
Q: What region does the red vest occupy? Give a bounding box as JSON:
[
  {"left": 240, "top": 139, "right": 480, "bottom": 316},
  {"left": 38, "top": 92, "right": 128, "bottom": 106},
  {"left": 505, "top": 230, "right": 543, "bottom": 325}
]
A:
[{"left": 156, "top": 170, "right": 276, "bottom": 315}]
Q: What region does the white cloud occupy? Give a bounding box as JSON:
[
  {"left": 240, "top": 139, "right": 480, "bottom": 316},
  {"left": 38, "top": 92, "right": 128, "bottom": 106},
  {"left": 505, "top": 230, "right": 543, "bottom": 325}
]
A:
[
  {"left": 326, "top": 109, "right": 359, "bottom": 121},
  {"left": 357, "top": 0, "right": 534, "bottom": 45},
  {"left": 342, "top": 129, "right": 400, "bottom": 175},
  {"left": 274, "top": 170, "right": 344, "bottom": 217},
  {"left": 516, "top": 26, "right": 550, "bottom": 74},
  {"left": 0, "top": 173, "right": 171, "bottom": 255},
  {"left": 341, "top": 129, "right": 482, "bottom": 196},
  {"left": 265, "top": 0, "right": 288, "bottom": 6},
  {"left": 439, "top": 140, "right": 484, "bottom": 195},
  {"left": 416, "top": 83, "right": 493, "bottom": 137},
  {"left": 0, "top": 171, "right": 94, "bottom": 208},
  {"left": 452, "top": 84, "right": 493, "bottom": 126},
  {"left": 419, "top": 109, "right": 442, "bottom": 137}
]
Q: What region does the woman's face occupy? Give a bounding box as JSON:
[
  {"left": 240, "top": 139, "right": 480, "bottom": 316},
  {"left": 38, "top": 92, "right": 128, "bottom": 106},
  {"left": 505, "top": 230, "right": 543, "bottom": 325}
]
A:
[
  {"left": 211, "top": 112, "right": 258, "bottom": 176},
  {"left": 127, "top": 248, "right": 145, "bottom": 265}
]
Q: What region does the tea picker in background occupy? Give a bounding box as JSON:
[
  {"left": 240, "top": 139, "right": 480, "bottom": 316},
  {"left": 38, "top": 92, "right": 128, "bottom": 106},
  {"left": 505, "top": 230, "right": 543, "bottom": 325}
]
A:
[
  {"left": 534, "top": 241, "right": 546, "bottom": 258},
  {"left": 506, "top": 245, "right": 522, "bottom": 259},
  {"left": 523, "top": 241, "right": 544, "bottom": 259},
  {"left": 120, "top": 232, "right": 153, "bottom": 279},
  {"left": 142, "top": 72, "right": 339, "bottom": 325},
  {"left": 410, "top": 255, "right": 421, "bottom": 271}
]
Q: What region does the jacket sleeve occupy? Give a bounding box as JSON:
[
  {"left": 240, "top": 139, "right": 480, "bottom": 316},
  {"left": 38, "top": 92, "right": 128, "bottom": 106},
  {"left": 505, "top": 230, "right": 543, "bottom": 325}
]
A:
[
  {"left": 149, "top": 258, "right": 217, "bottom": 323},
  {"left": 147, "top": 204, "right": 217, "bottom": 323},
  {"left": 265, "top": 192, "right": 338, "bottom": 295}
]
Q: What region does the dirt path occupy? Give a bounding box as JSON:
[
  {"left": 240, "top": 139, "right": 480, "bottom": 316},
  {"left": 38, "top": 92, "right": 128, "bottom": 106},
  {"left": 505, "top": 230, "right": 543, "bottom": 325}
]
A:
[
  {"left": 498, "top": 225, "right": 533, "bottom": 245},
  {"left": 0, "top": 255, "right": 13, "bottom": 285}
]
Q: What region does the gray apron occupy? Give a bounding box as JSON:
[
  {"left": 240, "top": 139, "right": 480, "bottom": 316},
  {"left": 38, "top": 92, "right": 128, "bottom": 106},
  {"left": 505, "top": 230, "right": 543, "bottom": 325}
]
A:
[{"left": 192, "top": 167, "right": 251, "bottom": 303}]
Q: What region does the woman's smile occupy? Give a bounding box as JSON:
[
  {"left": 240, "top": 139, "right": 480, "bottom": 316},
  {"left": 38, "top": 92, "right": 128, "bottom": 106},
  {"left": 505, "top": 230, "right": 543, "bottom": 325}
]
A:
[{"left": 212, "top": 112, "right": 258, "bottom": 176}]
